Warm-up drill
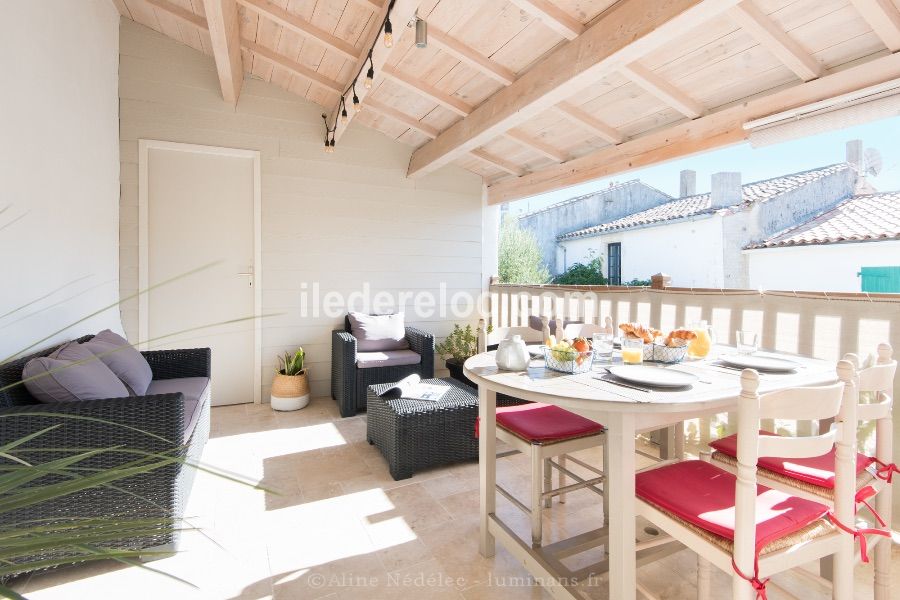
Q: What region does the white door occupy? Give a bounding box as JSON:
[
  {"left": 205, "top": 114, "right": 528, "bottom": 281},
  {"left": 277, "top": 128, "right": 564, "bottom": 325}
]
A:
[{"left": 139, "top": 141, "right": 261, "bottom": 406}]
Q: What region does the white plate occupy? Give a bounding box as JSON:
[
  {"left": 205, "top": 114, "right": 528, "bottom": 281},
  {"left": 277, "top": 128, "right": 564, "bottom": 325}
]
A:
[
  {"left": 607, "top": 365, "right": 697, "bottom": 388},
  {"left": 718, "top": 354, "right": 799, "bottom": 373}
]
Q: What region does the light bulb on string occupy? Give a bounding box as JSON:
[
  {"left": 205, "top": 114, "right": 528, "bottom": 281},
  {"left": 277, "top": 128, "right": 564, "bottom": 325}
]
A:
[
  {"left": 383, "top": 17, "right": 393, "bottom": 48},
  {"left": 340, "top": 100, "right": 348, "bottom": 124},
  {"left": 352, "top": 86, "right": 361, "bottom": 113}
]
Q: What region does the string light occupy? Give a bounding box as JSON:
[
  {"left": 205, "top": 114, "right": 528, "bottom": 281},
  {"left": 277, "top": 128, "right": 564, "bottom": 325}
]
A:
[
  {"left": 352, "top": 85, "right": 361, "bottom": 113},
  {"left": 324, "top": 0, "right": 427, "bottom": 154},
  {"left": 364, "top": 52, "right": 375, "bottom": 89},
  {"left": 383, "top": 16, "right": 393, "bottom": 48}
]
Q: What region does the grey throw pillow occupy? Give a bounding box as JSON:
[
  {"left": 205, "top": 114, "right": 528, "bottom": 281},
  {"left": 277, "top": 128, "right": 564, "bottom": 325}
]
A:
[
  {"left": 80, "top": 329, "right": 153, "bottom": 395},
  {"left": 23, "top": 342, "right": 131, "bottom": 403},
  {"left": 347, "top": 312, "right": 410, "bottom": 352}
]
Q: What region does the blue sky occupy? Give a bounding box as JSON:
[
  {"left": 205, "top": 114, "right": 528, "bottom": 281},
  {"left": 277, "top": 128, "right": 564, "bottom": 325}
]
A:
[{"left": 509, "top": 117, "right": 900, "bottom": 214}]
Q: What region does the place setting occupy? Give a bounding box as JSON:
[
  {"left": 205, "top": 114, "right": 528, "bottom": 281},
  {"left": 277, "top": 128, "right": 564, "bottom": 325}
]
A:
[{"left": 707, "top": 331, "right": 803, "bottom": 375}]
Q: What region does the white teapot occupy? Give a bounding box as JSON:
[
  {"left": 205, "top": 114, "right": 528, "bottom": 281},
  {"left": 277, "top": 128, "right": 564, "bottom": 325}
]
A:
[{"left": 495, "top": 335, "right": 530, "bottom": 371}]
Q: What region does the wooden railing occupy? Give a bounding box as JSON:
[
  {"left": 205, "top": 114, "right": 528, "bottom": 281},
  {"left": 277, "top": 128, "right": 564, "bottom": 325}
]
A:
[{"left": 488, "top": 282, "right": 900, "bottom": 495}]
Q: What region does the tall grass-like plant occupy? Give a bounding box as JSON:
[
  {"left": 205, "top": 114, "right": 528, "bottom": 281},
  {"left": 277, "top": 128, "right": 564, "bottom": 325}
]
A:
[{"left": 0, "top": 226, "right": 270, "bottom": 598}]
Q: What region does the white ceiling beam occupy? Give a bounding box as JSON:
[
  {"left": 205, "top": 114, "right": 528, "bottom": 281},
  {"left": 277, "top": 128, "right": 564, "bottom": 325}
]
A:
[
  {"left": 507, "top": 0, "right": 585, "bottom": 40},
  {"left": 407, "top": 0, "right": 739, "bottom": 178},
  {"left": 487, "top": 52, "right": 900, "bottom": 204},
  {"left": 471, "top": 149, "right": 527, "bottom": 177},
  {"left": 365, "top": 98, "right": 440, "bottom": 138},
  {"left": 382, "top": 65, "right": 473, "bottom": 116},
  {"left": 849, "top": 0, "right": 900, "bottom": 51},
  {"left": 203, "top": 0, "right": 244, "bottom": 106},
  {"left": 429, "top": 26, "right": 517, "bottom": 86},
  {"left": 504, "top": 129, "right": 568, "bottom": 163},
  {"left": 555, "top": 102, "right": 625, "bottom": 145},
  {"left": 729, "top": 0, "right": 822, "bottom": 82},
  {"left": 236, "top": 0, "right": 361, "bottom": 62},
  {"left": 243, "top": 39, "right": 343, "bottom": 94},
  {"left": 620, "top": 62, "right": 705, "bottom": 119},
  {"left": 329, "top": 0, "right": 420, "bottom": 142},
  {"left": 145, "top": 0, "right": 207, "bottom": 29}
]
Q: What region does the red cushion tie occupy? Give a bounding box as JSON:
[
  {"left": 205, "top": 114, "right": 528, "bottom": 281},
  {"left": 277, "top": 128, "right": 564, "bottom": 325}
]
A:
[
  {"left": 731, "top": 558, "right": 769, "bottom": 600},
  {"left": 873, "top": 459, "right": 899, "bottom": 484},
  {"left": 854, "top": 485, "right": 887, "bottom": 527},
  {"left": 827, "top": 511, "right": 891, "bottom": 563}
]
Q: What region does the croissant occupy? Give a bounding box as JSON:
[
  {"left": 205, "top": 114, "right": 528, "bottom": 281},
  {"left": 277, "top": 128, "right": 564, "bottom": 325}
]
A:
[
  {"left": 664, "top": 329, "right": 697, "bottom": 348},
  {"left": 618, "top": 322, "right": 661, "bottom": 344}
]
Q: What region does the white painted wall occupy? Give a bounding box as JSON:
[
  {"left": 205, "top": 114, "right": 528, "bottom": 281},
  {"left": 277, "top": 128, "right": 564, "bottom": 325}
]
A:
[
  {"left": 118, "top": 20, "right": 486, "bottom": 399},
  {"left": 747, "top": 240, "right": 900, "bottom": 292},
  {"left": 0, "top": 1, "right": 121, "bottom": 358},
  {"left": 560, "top": 216, "right": 725, "bottom": 287}
]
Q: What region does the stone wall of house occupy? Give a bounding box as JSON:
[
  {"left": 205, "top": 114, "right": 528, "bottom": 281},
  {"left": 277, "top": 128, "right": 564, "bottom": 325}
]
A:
[
  {"left": 721, "top": 166, "right": 857, "bottom": 288},
  {"left": 518, "top": 181, "right": 672, "bottom": 276}
]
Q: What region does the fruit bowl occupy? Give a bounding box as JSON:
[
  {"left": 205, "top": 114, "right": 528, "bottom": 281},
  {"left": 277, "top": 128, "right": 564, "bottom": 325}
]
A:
[{"left": 543, "top": 347, "right": 594, "bottom": 374}]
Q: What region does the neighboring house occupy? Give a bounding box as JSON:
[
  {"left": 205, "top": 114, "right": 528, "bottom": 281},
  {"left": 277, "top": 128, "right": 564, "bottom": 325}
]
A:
[
  {"left": 518, "top": 180, "right": 672, "bottom": 276},
  {"left": 745, "top": 192, "right": 900, "bottom": 293},
  {"left": 557, "top": 159, "right": 859, "bottom": 288}
]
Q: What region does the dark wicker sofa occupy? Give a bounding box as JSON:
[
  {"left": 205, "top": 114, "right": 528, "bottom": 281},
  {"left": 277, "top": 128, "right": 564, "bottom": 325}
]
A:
[
  {"left": 0, "top": 335, "right": 211, "bottom": 574},
  {"left": 331, "top": 316, "right": 434, "bottom": 417}
]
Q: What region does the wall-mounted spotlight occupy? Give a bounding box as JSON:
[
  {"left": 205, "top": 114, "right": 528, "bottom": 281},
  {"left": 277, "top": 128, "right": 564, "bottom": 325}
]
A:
[{"left": 415, "top": 18, "right": 427, "bottom": 48}]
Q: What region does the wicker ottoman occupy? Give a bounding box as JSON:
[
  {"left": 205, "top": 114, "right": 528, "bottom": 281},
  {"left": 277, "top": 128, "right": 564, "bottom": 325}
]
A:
[{"left": 367, "top": 377, "right": 524, "bottom": 480}]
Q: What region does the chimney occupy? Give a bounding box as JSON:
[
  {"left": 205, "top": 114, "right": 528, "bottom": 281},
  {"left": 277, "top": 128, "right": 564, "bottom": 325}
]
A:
[
  {"left": 710, "top": 172, "right": 742, "bottom": 209},
  {"left": 846, "top": 139, "right": 863, "bottom": 173},
  {"left": 680, "top": 170, "right": 696, "bottom": 197}
]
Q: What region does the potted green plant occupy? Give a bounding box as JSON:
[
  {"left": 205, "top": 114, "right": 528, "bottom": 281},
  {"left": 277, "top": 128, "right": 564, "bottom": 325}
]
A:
[
  {"left": 271, "top": 347, "right": 309, "bottom": 411},
  {"left": 436, "top": 324, "right": 490, "bottom": 387}
]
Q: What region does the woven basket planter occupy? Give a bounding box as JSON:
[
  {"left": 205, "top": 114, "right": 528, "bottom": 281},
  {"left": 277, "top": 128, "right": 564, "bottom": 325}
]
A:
[{"left": 271, "top": 370, "right": 310, "bottom": 411}]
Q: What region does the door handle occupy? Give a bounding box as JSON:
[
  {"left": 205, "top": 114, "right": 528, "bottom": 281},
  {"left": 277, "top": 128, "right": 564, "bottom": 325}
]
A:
[{"left": 237, "top": 266, "right": 254, "bottom": 287}]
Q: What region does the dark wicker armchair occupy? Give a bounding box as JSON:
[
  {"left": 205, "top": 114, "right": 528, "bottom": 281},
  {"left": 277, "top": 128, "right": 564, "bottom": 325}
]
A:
[
  {"left": 331, "top": 316, "right": 434, "bottom": 417},
  {"left": 0, "top": 336, "right": 211, "bottom": 574}
]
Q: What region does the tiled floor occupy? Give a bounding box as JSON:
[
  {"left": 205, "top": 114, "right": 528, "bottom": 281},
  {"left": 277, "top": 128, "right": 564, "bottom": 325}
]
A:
[{"left": 13, "top": 398, "right": 899, "bottom": 599}]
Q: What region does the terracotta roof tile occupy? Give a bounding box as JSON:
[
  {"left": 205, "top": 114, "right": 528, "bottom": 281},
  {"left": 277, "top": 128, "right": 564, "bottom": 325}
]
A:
[
  {"left": 557, "top": 164, "right": 850, "bottom": 240},
  {"left": 746, "top": 191, "right": 900, "bottom": 249}
]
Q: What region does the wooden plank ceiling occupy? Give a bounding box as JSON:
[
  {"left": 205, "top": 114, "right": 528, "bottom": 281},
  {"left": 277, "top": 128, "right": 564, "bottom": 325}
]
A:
[{"left": 113, "top": 0, "right": 900, "bottom": 203}]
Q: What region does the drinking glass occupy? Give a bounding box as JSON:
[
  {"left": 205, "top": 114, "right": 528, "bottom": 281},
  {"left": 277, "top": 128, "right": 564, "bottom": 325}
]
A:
[
  {"left": 592, "top": 332, "right": 614, "bottom": 362},
  {"left": 621, "top": 338, "right": 644, "bottom": 365},
  {"left": 736, "top": 330, "right": 759, "bottom": 354}
]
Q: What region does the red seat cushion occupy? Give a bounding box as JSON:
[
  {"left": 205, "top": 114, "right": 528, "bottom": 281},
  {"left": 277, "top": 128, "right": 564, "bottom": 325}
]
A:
[
  {"left": 476, "top": 403, "right": 604, "bottom": 442},
  {"left": 636, "top": 460, "right": 829, "bottom": 552},
  {"left": 710, "top": 432, "right": 876, "bottom": 489}
]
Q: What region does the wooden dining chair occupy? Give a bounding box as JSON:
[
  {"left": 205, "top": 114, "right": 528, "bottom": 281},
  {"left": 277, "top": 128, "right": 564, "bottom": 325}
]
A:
[
  {"left": 708, "top": 343, "right": 896, "bottom": 598},
  {"left": 635, "top": 363, "right": 859, "bottom": 600}
]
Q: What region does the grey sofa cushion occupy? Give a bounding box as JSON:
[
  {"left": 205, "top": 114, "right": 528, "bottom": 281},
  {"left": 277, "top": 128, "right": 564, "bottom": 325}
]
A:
[
  {"left": 348, "top": 312, "right": 409, "bottom": 351},
  {"left": 23, "top": 342, "right": 130, "bottom": 403},
  {"left": 356, "top": 350, "right": 421, "bottom": 369},
  {"left": 80, "top": 330, "right": 153, "bottom": 395},
  {"left": 527, "top": 315, "right": 582, "bottom": 335},
  {"left": 146, "top": 377, "right": 210, "bottom": 443}
]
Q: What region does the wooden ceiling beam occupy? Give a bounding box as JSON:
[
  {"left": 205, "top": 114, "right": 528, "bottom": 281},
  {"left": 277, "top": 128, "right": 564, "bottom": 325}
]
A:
[
  {"left": 382, "top": 65, "right": 473, "bottom": 116},
  {"left": 729, "top": 0, "right": 822, "bottom": 81},
  {"left": 203, "top": 0, "right": 244, "bottom": 106},
  {"left": 365, "top": 98, "right": 440, "bottom": 138},
  {"left": 236, "top": 0, "right": 361, "bottom": 62},
  {"left": 330, "top": 0, "right": 420, "bottom": 142},
  {"left": 407, "top": 0, "right": 739, "bottom": 178},
  {"left": 507, "top": 0, "right": 585, "bottom": 40},
  {"left": 555, "top": 102, "right": 625, "bottom": 145},
  {"left": 504, "top": 129, "right": 568, "bottom": 163},
  {"left": 849, "top": 0, "right": 900, "bottom": 51},
  {"left": 486, "top": 52, "right": 900, "bottom": 204},
  {"left": 110, "top": 0, "right": 131, "bottom": 17},
  {"left": 243, "top": 39, "right": 343, "bottom": 94},
  {"left": 619, "top": 62, "right": 704, "bottom": 119},
  {"left": 145, "top": 0, "right": 206, "bottom": 29},
  {"left": 429, "top": 27, "right": 517, "bottom": 86},
  {"left": 471, "top": 149, "right": 526, "bottom": 177},
  {"left": 352, "top": 0, "right": 385, "bottom": 11}
]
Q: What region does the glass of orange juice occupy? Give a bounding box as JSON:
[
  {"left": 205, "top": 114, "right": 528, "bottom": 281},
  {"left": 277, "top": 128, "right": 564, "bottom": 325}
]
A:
[
  {"left": 687, "top": 320, "right": 713, "bottom": 359},
  {"left": 621, "top": 338, "right": 644, "bottom": 364}
]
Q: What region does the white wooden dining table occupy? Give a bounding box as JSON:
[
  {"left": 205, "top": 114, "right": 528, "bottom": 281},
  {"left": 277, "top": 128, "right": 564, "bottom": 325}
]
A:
[{"left": 463, "top": 347, "right": 837, "bottom": 600}]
